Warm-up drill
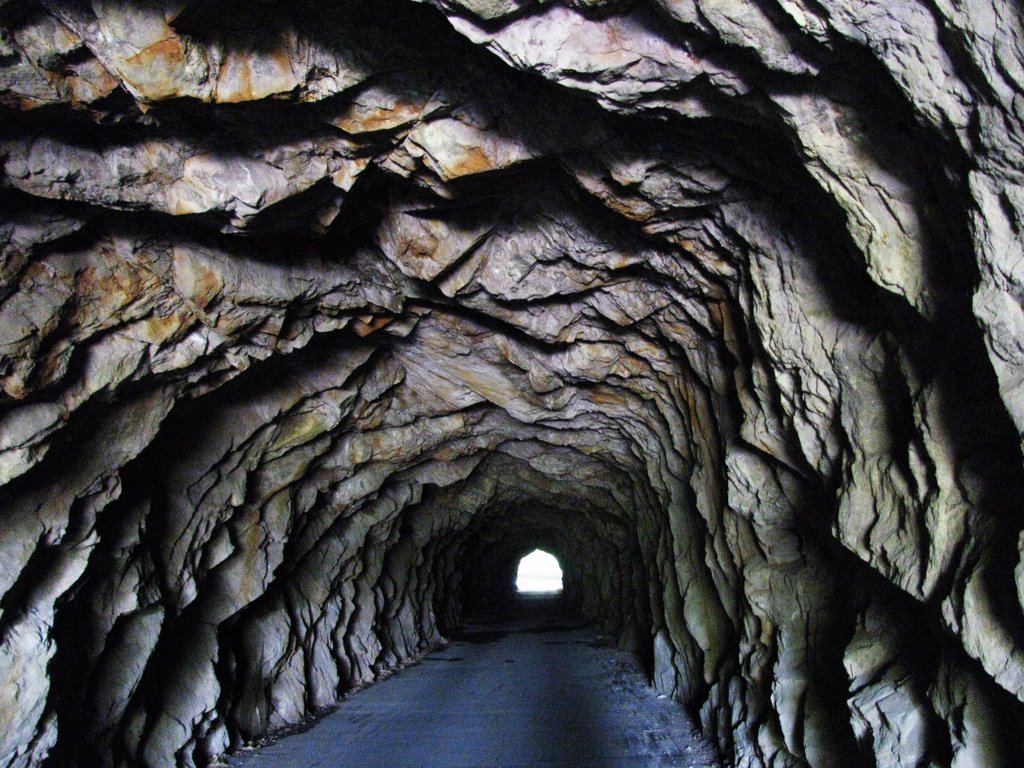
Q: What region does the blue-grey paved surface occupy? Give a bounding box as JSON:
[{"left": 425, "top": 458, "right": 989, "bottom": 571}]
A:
[{"left": 226, "top": 599, "right": 720, "bottom": 768}]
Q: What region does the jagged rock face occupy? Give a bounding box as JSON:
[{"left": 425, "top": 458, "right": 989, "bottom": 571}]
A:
[{"left": 2, "top": 1, "right": 1024, "bottom": 767}]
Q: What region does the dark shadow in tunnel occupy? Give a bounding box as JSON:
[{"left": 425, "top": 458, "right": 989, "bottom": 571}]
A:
[{"left": 458, "top": 592, "right": 583, "bottom": 635}]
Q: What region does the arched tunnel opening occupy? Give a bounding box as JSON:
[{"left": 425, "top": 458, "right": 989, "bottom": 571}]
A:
[
  {"left": 514, "top": 549, "right": 563, "bottom": 594},
  {"left": 4, "top": 1, "right": 1024, "bottom": 767}
]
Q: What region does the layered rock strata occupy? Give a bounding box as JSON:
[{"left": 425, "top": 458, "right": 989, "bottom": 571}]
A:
[{"left": 2, "top": 1, "right": 1024, "bottom": 767}]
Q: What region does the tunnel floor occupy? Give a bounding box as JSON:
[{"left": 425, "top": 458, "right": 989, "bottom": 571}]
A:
[{"left": 224, "top": 595, "right": 720, "bottom": 768}]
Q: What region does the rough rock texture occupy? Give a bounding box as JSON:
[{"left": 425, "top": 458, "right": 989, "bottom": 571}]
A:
[{"left": 2, "top": 1, "right": 1024, "bottom": 767}]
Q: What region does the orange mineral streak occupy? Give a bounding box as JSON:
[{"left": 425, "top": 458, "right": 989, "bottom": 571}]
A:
[
  {"left": 215, "top": 52, "right": 256, "bottom": 103},
  {"left": 123, "top": 37, "right": 187, "bottom": 71},
  {"left": 667, "top": 235, "right": 731, "bottom": 274},
  {"left": 333, "top": 100, "right": 423, "bottom": 134},
  {"left": 271, "top": 46, "right": 294, "bottom": 75},
  {"left": 215, "top": 47, "right": 297, "bottom": 103},
  {"left": 121, "top": 37, "right": 188, "bottom": 100},
  {"left": 189, "top": 264, "right": 225, "bottom": 311},
  {"left": 240, "top": 514, "right": 265, "bottom": 601},
  {"left": 601, "top": 194, "right": 653, "bottom": 222},
  {"left": 140, "top": 309, "right": 190, "bottom": 344},
  {"left": 585, "top": 386, "right": 627, "bottom": 407},
  {"left": 445, "top": 145, "right": 497, "bottom": 178},
  {"left": 353, "top": 315, "right": 394, "bottom": 337}
]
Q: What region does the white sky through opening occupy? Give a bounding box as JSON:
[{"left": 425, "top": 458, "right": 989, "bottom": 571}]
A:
[{"left": 515, "top": 549, "right": 563, "bottom": 594}]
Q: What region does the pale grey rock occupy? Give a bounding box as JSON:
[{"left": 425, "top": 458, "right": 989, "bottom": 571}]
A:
[
  {"left": 0, "top": 7, "right": 118, "bottom": 108},
  {"left": 0, "top": 135, "right": 368, "bottom": 232},
  {"left": 816, "top": 0, "right": 973, "bottom": 139},
  {"left": 447, "top": 3, "right": 749, "bottom": 108},
  {"left": 654, "top": 0, "right": 818, "bottom": 76}
]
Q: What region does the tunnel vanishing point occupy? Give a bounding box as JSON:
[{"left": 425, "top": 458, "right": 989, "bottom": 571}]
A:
[{"left": 2, "top": 1, "right": 1024, "bottom": 766}]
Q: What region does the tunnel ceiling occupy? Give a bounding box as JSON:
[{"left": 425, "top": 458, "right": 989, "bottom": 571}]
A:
[{"left": 2, "top": 1, "right": 1024, "bottom": 767}]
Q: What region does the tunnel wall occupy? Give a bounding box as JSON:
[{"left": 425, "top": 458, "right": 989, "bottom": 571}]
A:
[{"left": 3, "top": 1, "right": 1024, "bottom": 767}]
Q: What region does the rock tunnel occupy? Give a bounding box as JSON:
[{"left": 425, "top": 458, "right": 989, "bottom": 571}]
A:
[{"left": 3, "top": 0, "right": 1024, "bottom": 766}]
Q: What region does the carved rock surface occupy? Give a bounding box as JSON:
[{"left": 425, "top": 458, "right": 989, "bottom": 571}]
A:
[{"left": 2, "top": 1, "right": 1024, "bottom": 767}]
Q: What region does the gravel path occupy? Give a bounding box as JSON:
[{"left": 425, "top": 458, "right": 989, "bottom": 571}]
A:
[{"left": 227, "top": 598, "right": 720, "bottom": 768}]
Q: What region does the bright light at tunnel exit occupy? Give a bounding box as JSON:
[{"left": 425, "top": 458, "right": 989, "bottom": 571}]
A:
[{"left": 515, "top": 549, "right": 563, "bottom": 593}]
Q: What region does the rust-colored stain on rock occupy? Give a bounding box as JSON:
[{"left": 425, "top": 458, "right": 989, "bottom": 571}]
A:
[{"left": 121, "top": 37, "right": 189, "bottom": 100}]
